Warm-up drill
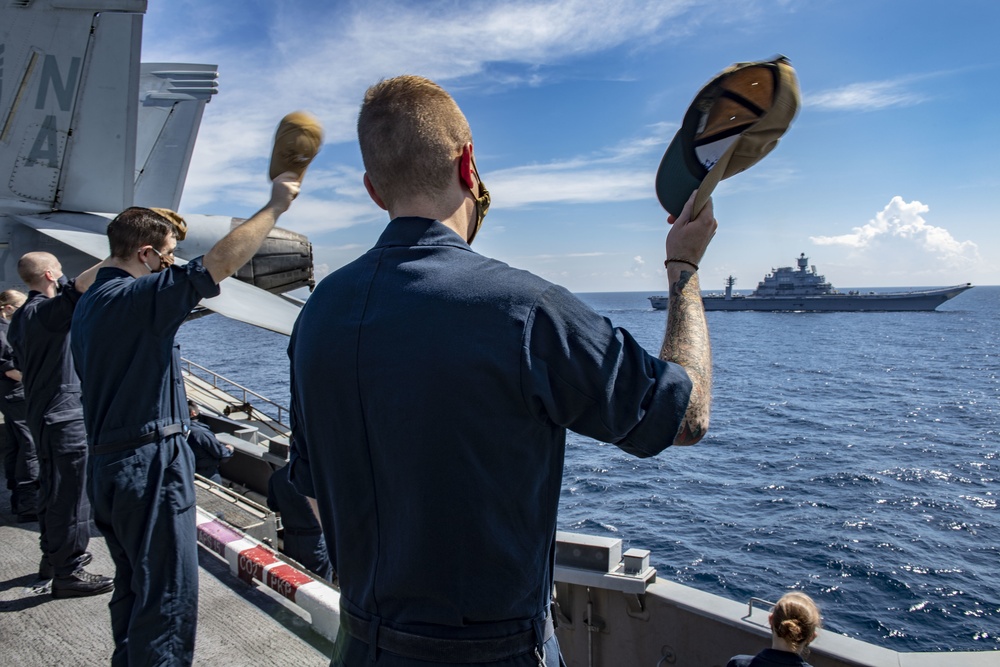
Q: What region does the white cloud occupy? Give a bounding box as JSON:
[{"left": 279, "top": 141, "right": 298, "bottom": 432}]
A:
[
  {"left": 146, "top": 1, "right": 695, "bottom": 143},
  {"left": 810, "top": 196, "right": 979, "bottom": 270},
  {"left": 143, "top": 0, "right": 808, "bottom": 254},
  {"left": 806, "top": 79, "right": 926, "bottom": 111},
  {"left": 623, "top": 254, "right": 649, "bottom": 279},
  {"left": 146, "top": 1, "right": 702, "bottom": 217},
  {"left": 487, "top": 124, "right": 675, "bottom": 207},
  {"left": 491, "top": 165, "right": 650, "bottom": 208}
]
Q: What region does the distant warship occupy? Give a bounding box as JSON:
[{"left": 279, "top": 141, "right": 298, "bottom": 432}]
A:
[{"left": 649, "top": 253, "right": 973, "bottom": 312}]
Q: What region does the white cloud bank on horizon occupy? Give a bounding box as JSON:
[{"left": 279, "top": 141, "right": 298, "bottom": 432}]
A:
[{"left": 810, "top": 197, "right": 979, "bottom": 271}]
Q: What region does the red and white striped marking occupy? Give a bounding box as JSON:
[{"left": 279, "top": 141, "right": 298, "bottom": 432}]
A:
[{"left": 195, "top": 508, "right": 341, "bottom": 642}]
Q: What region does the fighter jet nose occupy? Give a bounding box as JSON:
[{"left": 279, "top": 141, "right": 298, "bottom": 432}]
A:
[{"left": 233, "top": 226, "right": 314, "bottom": 294}]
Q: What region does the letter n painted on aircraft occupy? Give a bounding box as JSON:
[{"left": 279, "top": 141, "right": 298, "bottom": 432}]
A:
[{"left": 35, "top": 55, "right": 80, "bottom": 112}]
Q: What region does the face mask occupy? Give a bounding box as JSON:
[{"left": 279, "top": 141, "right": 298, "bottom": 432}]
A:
[
  {"left": 55, "top": 274, "right": 68, "bottom": 293},
  {"left": 466, "top": 156, "right": 490, "bottom": 245},
  {"left": 143, "top": 247, "right": 175, "bottom": 273}
]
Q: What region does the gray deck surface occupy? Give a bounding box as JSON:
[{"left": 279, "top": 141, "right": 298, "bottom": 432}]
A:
[{"left": 0, "top": 484, "right": 332, "bottom": 666}]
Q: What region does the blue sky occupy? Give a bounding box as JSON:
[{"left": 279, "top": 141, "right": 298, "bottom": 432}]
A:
[{"left": 143, "top": 0, "right": 1000, "bottom": 292}]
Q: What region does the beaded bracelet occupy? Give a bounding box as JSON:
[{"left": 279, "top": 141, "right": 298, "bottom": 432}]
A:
[{"left": 664, "top": 258, "right": 699, "bottom": 271}]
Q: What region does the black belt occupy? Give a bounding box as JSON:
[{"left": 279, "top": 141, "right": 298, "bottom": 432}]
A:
[
  {"left": 340, "top": 608, "right": 553, "bottom": 664},
  {"left": 91, "top": 423, "right": 186, "bottom": 455}
]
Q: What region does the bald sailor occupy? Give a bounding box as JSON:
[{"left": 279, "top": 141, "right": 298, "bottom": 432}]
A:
[{"left": 7, "top": 253, "right": 112, "bottom": 595}]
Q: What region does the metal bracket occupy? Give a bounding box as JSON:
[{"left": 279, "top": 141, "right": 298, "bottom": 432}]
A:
[
  {"left": 553, "top": 582, "right": 573, "bottom": 626},
  {"left": 624, "top": 591, "right": 650, "bottom": 620}
]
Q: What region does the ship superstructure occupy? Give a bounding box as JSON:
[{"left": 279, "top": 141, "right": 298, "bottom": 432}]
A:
[
  {"left": 649, "top": 253, "right": 972, "bottom": 312},
  {"left": 754, "top": 253, "right": 833, "bottom": 296}
]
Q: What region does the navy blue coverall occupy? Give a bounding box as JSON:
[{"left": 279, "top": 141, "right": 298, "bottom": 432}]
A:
[
  {"left": 71, "top": 259, "right": 219, "bottom": 667},
  {"left": 186, "top": 420, "right": 231, "bottom": 483},
  {"left": 7, "top": 282, "right": 92, "bottom": 577},
  {"left": 0, "top": 316, "right": 39, "bottom": 517},
  {"left": 289, "top": 218, "right": 692, "bottom": 666},
  {"left": 727, "top": 648, "right": 813, "bottom": 667},
  {"left": 266, "top": 463, "right": 333, "bottom": 581}
]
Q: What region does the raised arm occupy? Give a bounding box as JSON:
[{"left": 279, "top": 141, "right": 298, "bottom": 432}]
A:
[
  {"left": 203, "top": 173, "right": 301, "bottom": 285},
  {"left": 659, "top": 194, "right": 717, "bottom": 446},
  {"left": 72, "top": 258, "right": 107, "bottom": 294}
]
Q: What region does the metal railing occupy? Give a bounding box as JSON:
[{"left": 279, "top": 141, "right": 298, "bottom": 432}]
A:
[
  {"left": 745, "top": 596, "right": 775, "bottom": 620},
  {"left": 180, "top": 357, "right": 289, "bottom": 426}
]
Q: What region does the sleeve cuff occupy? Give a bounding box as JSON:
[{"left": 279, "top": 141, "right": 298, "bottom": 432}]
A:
[
  {"left": 186, "top": 257, "right": 222, "bottom": 299},
  {"left": 616, "top": 361, "right": 692, "bottom": 458}
]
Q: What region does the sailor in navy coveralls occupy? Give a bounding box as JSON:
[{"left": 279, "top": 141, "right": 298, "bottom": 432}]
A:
[
  {"left": 71, "top": 175, "right": 300, "bottom": 667},
  {"left": 267, "top": 462, "right": 333, "bottom": 581},
  {"left": 7, "top": 253, "right": 111, "bottom": 596},
  {"left": 186, "top": 401, "right": 233, "bottom": 483},
  {"left": 289, "top": 76, "right": 717, "bottom": 666},
  {"left": 0, "top": 290, "right": 39, "bottom": 521}
]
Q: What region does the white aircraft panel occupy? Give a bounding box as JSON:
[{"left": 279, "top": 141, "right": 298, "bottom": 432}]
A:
[
  {"left": 58, "top": 11, "right": 141, "bottom": 213},
  {"left": 13, "top": 212, "right": 300, "bottom": 336},
  {"left": 13, "top": 212, "right": 112, "bottom": 257}
]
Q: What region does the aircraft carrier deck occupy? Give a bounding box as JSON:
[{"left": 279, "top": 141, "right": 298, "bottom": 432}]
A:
[{"left": 0, "top": 483, "right": 332, "bottom": 666}]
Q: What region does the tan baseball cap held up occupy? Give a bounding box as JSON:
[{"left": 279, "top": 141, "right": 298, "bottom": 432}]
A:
[
  {"left": 656, "top": 55, "right": 800, "bottom": 217},
  {"left": 269, "top": 111, "right": 324, "bottom": 181},
  {"left": 149, "top": 207, "right": 187, "bottom": 241}
]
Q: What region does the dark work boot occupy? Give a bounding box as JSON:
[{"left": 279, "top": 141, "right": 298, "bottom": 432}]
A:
[
  {"left": 39, "top": 552, "right": 92, "bottom": 580},
  {"left": 51, "top": 568, "right": 113, "bottom": 598}
]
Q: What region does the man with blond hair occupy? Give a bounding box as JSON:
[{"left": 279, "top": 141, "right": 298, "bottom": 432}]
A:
[
  {"left": 288, "top": 75, "right": 716, "bottom": 666},
  {"left": 7, "top": 252, "right": 111, "bottom": 596},
  {"left": 0, "top": 289, "right": 39, "bottom": 521}
]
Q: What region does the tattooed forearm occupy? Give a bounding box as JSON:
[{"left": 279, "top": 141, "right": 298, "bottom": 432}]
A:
[{"left": 660, "top": 269, "right": 712, "bottom": 445}]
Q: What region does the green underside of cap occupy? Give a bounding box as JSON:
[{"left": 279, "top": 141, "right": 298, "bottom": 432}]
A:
[{"left": 656, "top": 134, "right": 704, "bottom": 217}]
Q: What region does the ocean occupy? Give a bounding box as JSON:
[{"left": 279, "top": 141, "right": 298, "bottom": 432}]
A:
[{"left": 175, "top": 285, "right": 1000, "bottom": 654}]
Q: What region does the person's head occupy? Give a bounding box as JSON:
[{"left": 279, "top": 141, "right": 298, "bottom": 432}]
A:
[
  {"left": 770, "top": 591, "right": 821, "bottom": 654},
  {"left": 358, "top": 75, "right": 472, "bottom": 210},
  {"left": 187, "top": 400, "right": 199, "bottom": 419},
  {"left": 0, "top": 289, "right": 27, "bottom": 320},
  {"left": 17, "top": 252, "right": 63, "bottom": 292},
  {"left": 358, "top": 75, "right": 489, "bottom": 241},
  {"left": 106, "top": 207, "right": 178, "bottom": 273}
]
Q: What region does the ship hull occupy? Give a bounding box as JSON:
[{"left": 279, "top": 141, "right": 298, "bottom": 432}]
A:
[{"left": 649, "top": 284, "right": 973, "bottom": 312}]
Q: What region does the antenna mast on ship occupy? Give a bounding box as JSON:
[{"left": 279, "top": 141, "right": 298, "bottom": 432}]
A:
[
  {"left": 797, "top": 253, "right": 809, "bottom": 272},
  {"left": 724, "top": 275, "right": 736, "bottom": 299}
]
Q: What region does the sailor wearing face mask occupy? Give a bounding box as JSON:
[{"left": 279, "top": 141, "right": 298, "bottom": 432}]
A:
[
  {"left": 7, "top": 252, "right": 112, "bottom": 597},
  {"left": 71, "top": 174, "right": 299, "bottom": 667}
]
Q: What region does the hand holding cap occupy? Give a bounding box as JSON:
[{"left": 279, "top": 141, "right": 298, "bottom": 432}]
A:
[{"left": 269, "top": 111, "right": 324, "bottom": 181}]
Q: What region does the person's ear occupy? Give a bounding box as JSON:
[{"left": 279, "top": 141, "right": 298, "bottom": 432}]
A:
[
  {"left": 363, "top": 173, "right": 388, "bottom": 211},
  {"left": 458, "top": 143, "right": 476, "bottom": 191}
]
